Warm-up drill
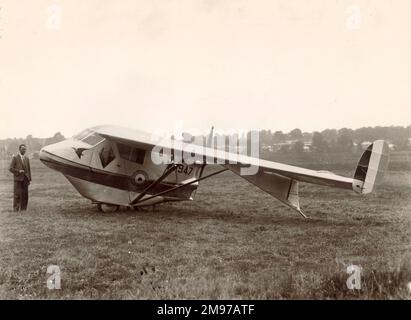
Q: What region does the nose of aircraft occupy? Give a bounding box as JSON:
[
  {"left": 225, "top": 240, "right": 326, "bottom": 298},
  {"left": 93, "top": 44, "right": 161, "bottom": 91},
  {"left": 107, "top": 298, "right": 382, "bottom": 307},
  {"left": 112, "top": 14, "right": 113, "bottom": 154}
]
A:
[
  {"left": 39, "top": 140, "right": 71, "bottom": 168},
  {"left": 40, "top": 139, "right": 87, "bottom": 170},
  {"left": 39, "top": 146, "right": 48, "bottom": 161},
  {"left": 39, "top": 145, "right": 55, "bottom": 168},
  {"left": 40, "top": 139, "right": 75, "bottom": 160},
  {"left": 40, "top": 140, "right": 74, "bottom": 172}
]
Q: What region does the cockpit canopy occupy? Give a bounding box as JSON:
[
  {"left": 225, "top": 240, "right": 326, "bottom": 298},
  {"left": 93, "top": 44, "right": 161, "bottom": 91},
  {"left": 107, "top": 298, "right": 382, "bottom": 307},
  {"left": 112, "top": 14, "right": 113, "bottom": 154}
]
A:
[{"left": 73, "top": 129, "right": 105, "bottom": 146}]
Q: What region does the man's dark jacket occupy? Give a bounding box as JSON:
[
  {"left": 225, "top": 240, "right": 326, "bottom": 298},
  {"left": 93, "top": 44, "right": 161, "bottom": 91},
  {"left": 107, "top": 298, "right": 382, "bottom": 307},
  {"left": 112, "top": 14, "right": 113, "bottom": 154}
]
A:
[{"left": 9, "top": 155, "right": 31, "bottom": 182}]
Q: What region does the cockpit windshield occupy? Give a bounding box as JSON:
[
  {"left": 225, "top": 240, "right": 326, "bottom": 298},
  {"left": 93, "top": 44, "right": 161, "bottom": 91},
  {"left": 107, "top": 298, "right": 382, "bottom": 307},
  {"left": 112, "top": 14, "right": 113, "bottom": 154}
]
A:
[
  {"left": 73, "top": 130, "right": 105, "bottom": 146},
  {"left": 72, "top": 129, "right": 92, "bottom": 140},
  {"left": 82, "top": 133, "right": 105, "bottom": 146}
]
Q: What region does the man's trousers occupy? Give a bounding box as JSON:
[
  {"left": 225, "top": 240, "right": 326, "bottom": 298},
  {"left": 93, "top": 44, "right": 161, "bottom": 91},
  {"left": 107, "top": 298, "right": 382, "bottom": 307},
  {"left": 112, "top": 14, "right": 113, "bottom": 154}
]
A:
[{"left": 13, "top": 178, "right": 29, "bottom": 211}]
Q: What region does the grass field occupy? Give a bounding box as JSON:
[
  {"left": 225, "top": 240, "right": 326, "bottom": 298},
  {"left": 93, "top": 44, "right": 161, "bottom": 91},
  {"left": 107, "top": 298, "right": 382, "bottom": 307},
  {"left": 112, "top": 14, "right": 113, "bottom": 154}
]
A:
[{"left": 0, "top": 157, "right": 410, "bottom": 299}]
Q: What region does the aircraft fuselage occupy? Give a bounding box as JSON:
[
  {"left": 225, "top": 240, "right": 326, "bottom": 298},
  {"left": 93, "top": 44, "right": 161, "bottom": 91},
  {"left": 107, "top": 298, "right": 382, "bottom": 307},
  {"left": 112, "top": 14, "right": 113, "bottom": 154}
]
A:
[{"left": 39, "top": 128, "right": 201, "bottom": 209}]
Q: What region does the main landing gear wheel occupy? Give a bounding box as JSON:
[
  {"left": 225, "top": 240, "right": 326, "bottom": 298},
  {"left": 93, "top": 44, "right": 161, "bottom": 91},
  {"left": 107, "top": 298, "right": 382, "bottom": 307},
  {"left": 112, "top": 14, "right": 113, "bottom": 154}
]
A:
[{"left": 97, "top": 203, "right": 120, "bottom": 213}]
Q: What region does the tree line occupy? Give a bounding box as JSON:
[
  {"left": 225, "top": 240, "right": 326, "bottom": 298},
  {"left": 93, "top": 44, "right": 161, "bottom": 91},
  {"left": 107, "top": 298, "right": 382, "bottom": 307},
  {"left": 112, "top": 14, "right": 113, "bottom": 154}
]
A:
[
  {"left": 258, "top": 125, "right": 411, "bottom": 153},
  {"left": 0, "top": 132, "right": 65, "bottom": 158}
]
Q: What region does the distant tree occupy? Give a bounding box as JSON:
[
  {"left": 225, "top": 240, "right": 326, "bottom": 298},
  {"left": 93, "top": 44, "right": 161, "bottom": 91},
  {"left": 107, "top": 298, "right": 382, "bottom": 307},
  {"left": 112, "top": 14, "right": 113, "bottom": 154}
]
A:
[
  {"left": 336, "top": 128, "right": 354, "bottom": 152},
  {"left": 338, "top": 128, "right": 354, "bottom": 139},
  {"left": 273, "top": 131, "right": 286, "bottom": 143},
  {"left": 26, "top": 134, "right": 42, "bottom": 152},
  {"left": 372, "top": 126, "right": 389, "bottom": 140},
  {"left": 392, "top": 137, "right": 409, "bottom": 150},
  {"left": 291, "top": 140, "right": 304, "bottom": 154},
  {"left": 44, "top": 132, "right": 65, "bottom": 146},
  {"left": 321, "top": 129, "right": 338, "bottom": 150},
  {"left": 354, "top": 127, "right": 375, "bottom": 142},
  {"left": 311, "top": 132, "right": 328, "bottom": 152},
  {"left": 355, "top": 142, "right": 364, "bottom": 153},
  {"left": 259, "top": 129, "right": 273, "bottom": 146},
  {"left": 321, "top": 129, "right": 338, "bottom": 142},
  {"left": 278, "top": 144, "right": 290, "bottom": 153},
  {"left": 302, "top": 132, "right": 313, "bottom": 142},
  {"left": 288, "top": 128, "right": 303, "bottom": 140},
  {"left": 388, "top": 126, "right": 411, "bottom": 150},
  {"left": 7, "top": 139, "right": 23, "bottom": 155}
]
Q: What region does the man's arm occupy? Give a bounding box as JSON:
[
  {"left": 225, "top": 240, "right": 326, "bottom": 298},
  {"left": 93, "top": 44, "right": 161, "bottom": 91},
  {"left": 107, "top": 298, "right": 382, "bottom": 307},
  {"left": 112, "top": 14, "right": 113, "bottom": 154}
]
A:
[
  {"left": 9, "top": 156, "right": 19, "bottom": 175},
  {"left": 27, "top": 158, "right": 31, "bottom": 181}
]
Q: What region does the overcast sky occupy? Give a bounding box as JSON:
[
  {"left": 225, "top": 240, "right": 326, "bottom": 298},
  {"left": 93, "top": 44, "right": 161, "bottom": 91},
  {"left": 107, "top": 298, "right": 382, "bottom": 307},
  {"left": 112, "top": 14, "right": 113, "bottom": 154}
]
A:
[{"left": 0, "top": 0, "right": 410, "bottom": 138}]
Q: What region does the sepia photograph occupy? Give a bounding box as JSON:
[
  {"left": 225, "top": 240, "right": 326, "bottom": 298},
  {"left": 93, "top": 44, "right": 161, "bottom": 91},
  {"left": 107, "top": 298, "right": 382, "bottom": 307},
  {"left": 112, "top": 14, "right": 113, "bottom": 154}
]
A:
[{"left": 0, "top": 0, "right": 410, "bottom": 307}]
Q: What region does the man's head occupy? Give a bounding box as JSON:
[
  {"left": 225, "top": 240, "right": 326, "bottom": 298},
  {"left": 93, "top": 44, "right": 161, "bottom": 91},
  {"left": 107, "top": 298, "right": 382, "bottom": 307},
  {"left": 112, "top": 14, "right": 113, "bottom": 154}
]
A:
[{"left": 19, "top": 144, "right": 27, "bottom": 155}]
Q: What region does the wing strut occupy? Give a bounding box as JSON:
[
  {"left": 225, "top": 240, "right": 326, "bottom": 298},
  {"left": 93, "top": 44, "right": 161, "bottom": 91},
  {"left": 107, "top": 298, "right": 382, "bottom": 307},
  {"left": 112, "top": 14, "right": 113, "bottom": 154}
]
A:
[
  {"left": 130, "top": 163, "right": 178, "bottom": 205},
  {"left": 132, "top": 168, "right": 228, "bottom": 206}
]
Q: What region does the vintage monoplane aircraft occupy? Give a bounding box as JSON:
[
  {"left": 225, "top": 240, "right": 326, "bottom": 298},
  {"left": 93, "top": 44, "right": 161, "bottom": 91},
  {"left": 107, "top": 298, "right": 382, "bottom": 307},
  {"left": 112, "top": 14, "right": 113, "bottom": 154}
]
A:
[{"left": 39, "top": 125, "right": 389, "bottom": 217}]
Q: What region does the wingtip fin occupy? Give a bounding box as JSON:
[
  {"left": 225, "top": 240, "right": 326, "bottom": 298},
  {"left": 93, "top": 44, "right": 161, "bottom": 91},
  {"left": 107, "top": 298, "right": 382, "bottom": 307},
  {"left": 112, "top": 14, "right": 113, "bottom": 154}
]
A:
[{"left": 352, "top": 140, "right": 389, "bottom": 194}]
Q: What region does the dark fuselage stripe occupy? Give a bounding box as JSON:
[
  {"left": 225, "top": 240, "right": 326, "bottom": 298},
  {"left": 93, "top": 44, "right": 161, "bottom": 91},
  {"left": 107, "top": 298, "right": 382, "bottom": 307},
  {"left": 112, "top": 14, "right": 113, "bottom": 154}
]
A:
[{"left": 40, "top": 155, "right": 196, "bottom": 198}]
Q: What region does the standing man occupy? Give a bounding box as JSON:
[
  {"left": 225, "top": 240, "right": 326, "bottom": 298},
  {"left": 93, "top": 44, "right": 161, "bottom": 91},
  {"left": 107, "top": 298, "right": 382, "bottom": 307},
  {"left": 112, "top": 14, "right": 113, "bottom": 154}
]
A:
[{"left": 9, "top": 144, "right": 32, "bottom": 211}]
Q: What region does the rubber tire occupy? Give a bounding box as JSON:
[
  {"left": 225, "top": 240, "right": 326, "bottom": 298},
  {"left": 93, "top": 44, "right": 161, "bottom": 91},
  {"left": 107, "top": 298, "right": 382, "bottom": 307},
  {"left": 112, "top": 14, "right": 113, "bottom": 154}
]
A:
[{"left": 97, "top": 203, "right": 120, "bottom": 213}]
